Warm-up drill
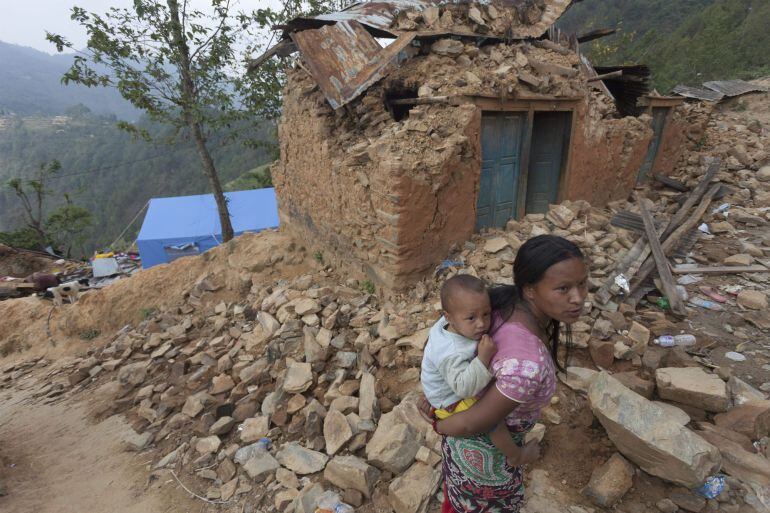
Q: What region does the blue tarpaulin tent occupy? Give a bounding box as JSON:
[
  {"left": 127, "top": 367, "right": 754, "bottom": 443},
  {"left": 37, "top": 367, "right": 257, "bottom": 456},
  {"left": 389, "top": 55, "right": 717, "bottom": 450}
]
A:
[{"left": 137, "top": 188, "right": 279, "bottom": 269}]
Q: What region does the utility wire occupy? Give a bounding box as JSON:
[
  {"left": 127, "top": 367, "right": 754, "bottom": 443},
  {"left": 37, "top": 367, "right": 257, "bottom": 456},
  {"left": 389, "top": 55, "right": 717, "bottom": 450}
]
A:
[{"left": 45, "top": 152, "right": 176, "bottom": 180}]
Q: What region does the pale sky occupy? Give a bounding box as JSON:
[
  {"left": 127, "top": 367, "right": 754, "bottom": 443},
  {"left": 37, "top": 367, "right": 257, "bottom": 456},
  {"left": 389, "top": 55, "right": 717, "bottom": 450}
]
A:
[{"left": 0, "top": 0, "right": 282, "bottom": 54}]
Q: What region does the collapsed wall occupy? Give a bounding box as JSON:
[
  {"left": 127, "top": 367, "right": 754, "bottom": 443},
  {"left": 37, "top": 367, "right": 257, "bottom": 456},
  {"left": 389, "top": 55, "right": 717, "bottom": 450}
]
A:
[{"left": 273, "top": 37, "right": 674, "bottom": 289}]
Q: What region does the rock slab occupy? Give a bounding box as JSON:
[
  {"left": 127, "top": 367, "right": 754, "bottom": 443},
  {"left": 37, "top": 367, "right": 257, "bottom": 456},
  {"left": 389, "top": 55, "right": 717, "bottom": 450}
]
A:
[
  {"left": 582, "top": 453, "right": 635, "bottom": 507},
  {"left": 323, "top": 455, "right": 381, "bottom": 499},
  {"left": 588, "top": 372, "right": 721, "bottom": 488},
  {"left": 655, "top": 367, "right": 729, "bottom": 413}
]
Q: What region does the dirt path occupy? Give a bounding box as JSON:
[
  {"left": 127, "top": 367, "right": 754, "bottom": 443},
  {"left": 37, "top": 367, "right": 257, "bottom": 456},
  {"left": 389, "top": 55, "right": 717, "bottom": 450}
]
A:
[{"left": 0, "top": 377, "right": 199, "bottom": 513}]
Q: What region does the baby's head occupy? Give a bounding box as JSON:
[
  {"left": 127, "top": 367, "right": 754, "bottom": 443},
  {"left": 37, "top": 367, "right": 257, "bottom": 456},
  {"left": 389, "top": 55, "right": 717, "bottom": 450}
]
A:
[{"left": 440, "top": 275, "right": 491, "bottom": 341}]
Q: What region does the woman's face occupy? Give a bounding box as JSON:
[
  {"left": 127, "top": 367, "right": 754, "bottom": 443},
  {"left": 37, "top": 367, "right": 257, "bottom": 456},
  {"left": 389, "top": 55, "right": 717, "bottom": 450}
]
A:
[{"left": 524, "top": 257, "right": 588, "bottom": 324}]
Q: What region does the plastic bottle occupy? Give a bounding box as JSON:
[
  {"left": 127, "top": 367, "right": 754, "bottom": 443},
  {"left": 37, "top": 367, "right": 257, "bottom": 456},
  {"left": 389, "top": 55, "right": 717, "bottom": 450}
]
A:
[
  {"left": 315, "top": 491, "right": 355, "bottom": 513},
  {"left": 656, "top": 334, "right": 697, "bottom": 347},
  {"left": 255, "top": 437, "right": 272, "bottom": 451}
]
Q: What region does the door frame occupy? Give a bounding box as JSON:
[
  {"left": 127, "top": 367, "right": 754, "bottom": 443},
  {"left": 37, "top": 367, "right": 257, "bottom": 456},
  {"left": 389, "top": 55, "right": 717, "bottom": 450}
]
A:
[
  {"left": 467, "top": 97, "right": 579, "bottom": 220},
  {"left": 638, "top": 96, "right": 685, "bottom": 181}
]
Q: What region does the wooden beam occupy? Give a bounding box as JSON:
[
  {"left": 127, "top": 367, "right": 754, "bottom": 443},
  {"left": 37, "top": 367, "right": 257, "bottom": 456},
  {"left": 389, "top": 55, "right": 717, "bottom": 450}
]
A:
[
  {"left": 672, "top": 265, "right": 768, "bottom": 275},
  {"left": 532, "top": 39, "right": 572, "bottom": 56},
  {"left": 660, "top": 159, "right": 720, "bottom": 240},
  {"left": 247, "top": 39, "right": 296, "bottom": 72},
  {"left": 577, "top": 28, "right": 617, "bottom": 43},
  {"left": 587, "top": 70, "right": 623, "bottom": 82},
  {"left": 388, "top": 96, "right": 451, "bottom": 106},
  {"left": 637, "top": 196, "right": 687, "bottom": 317}
]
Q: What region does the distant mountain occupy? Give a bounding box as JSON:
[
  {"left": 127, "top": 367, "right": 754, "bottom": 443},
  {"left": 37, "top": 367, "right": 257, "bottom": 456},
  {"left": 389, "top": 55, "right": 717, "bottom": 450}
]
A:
[
  {"left": 558, "top": 0, "right": 770, "bottom": 91},
  {"left": 0, "top": 41, "right": 139, "bottom": 120}
]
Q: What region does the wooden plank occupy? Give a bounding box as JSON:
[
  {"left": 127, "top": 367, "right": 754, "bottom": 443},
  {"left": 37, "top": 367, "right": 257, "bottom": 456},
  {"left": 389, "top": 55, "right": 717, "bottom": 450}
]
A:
[
  {"left": 577, "top": 27, "right": 617, "bottom": 43},
  {"left": 672, "top": 265, "right": 768, "bottom": 275},
  {"left": 637, "top": 196, "right": 687, "bottom": 317},
  {"left": 660, "top": 159, "right": 720, "bottom": 240},
  {"left": 653, "top": 173, "right": 689, "bottom": 192},
  {"left": 587, "top": 70, "right": 623, "bottom": 82},
  {"left": 631, "top": 183, "right": 722, "bottom": 293}
]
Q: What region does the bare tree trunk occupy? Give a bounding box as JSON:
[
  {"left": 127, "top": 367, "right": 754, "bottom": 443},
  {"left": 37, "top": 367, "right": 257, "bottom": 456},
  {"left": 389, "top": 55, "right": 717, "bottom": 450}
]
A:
[
  {"left": 190, "top": 120, "right": 234, "bottom": 241},
  {"left": 167, "top": 0, "right": 234, "bottom": 242}
]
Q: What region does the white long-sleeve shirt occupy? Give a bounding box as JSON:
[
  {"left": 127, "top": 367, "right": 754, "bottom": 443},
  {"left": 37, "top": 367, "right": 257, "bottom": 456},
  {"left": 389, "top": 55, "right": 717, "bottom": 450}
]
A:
[{"left": 421, "top": 317, "right": 493, "bottom": 409}]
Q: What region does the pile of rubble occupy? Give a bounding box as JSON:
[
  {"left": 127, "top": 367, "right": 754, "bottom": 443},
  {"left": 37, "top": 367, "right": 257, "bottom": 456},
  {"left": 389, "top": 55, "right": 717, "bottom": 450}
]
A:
[{"left": 2, "top": 93, "right": 770, "bottom": 513}]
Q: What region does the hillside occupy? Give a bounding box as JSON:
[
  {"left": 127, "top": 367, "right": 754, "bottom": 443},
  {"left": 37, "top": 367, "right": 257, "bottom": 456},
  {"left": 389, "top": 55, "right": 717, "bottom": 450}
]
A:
[
  {"left": 558, "top": 0, "right": 770, "bottom": 91},
  {"left": 0, "top": 111, "right": 275, "bottom": 255},
  {"left": 0, "top": 41, "right": 139, "bottom": 120}
]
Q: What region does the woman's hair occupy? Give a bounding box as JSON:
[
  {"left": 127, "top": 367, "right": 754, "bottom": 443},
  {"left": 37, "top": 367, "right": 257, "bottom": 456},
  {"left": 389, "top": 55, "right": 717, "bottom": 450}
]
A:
[{"left": 489, "top": 235, "right": 585, "bottom": 370}]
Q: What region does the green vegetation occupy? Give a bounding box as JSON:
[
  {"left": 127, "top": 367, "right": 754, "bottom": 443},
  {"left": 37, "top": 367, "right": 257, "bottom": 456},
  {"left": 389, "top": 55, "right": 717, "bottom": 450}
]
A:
[
  {"left": 558, "top": 0, "right": 770, "bottom": 91},
  {"left": 313, "top": 251, "right": 324, "bottom": 263},
  {"left": 139, "top": 307, "right": 157, "bottom": 320},
  {"left": 360, "top": 280, "right": 375, "bottom": 295},
  {"left": 224, "top": 163, "right": 273, "bottom": 192},
  {"left": 0, "top": 111, "right": 274, "bottom": 256},
  {"left": 79, "top": 329, "right": 100, "bottom": 340}
]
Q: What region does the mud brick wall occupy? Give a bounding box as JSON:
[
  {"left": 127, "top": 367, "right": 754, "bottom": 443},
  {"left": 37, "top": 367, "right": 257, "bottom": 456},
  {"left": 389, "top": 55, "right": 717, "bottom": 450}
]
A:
[
  {"left": 273, "top": 70, "right": 483, "bottom": 289},
  {"left": 565, "top": 101, "right": 654, "bottom": 206}
]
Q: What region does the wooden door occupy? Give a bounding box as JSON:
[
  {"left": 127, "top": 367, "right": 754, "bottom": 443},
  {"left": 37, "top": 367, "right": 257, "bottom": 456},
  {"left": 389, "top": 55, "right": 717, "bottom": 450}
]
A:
[
  {"left": 638, "top": 107, "right": 669, "bottom": 182},
  {"left": 476, "top": 112, "right": 526, "bottom": 230},
  {"left": 525, "top": 111, "right": 571, "bottom": 215}
]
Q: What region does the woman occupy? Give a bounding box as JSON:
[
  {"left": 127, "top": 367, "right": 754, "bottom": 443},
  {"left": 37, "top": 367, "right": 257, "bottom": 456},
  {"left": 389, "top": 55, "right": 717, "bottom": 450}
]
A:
[{"left": 424, "top": 235, "right": 588, "bottom": 512}]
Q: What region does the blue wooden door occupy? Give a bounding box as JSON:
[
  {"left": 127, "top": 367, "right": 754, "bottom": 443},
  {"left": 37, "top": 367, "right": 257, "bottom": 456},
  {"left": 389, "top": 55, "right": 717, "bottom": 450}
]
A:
[
  {"left": 525, "top": 111, "right": 571, "bottom": 214},
  {"left": 476, "top": 112, "right": 526, "bottom": 230},
  {"left": 638, "top": 107, "right": 668, "bottom": 182}
]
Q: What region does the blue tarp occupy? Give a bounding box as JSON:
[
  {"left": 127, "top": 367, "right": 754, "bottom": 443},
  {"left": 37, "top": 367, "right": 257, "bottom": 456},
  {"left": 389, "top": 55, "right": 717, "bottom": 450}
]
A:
[{"left": 137, "top": 188, "right": 279, "bottom": 269}]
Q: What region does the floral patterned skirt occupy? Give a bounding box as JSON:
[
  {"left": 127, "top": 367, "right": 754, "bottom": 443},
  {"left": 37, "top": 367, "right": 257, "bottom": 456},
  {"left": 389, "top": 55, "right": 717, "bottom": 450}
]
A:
[{"left": 441, "top": 422, "right": 533, "bottom": 513}]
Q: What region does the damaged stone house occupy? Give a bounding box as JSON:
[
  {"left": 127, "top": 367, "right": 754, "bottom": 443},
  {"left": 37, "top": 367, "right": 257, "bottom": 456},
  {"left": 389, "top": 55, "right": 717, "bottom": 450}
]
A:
[{"left": 251, "top": 0, "right": 689, "bottom": 290}]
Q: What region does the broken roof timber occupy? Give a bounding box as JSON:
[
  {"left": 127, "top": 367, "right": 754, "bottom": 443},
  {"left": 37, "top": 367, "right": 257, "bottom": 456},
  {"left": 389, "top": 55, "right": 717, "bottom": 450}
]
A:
[
  {"left": 671, "top": 84, "right": 724, "bottom": 102},
  {"left": 291, "top": 20, "right": 415, "bottom": 109},
  {"left": 702, "top": 79, "right": 768, "bottom": 98}
]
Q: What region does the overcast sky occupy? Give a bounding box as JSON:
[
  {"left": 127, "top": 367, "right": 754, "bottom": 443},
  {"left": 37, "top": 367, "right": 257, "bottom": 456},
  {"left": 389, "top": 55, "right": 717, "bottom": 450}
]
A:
[{"left": 0, "top": 0, "right": 281, "bottom": 53}]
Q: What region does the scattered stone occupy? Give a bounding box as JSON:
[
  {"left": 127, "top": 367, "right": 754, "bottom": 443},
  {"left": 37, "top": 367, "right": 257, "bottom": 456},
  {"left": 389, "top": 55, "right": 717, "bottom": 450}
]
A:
[
  {"left": 656, "top": 498, "right": 679, "bottom": 513},
  {"left": 670, "top": 491, "right": 706, "bottom": 512},
  {"left": 582, "top": 453, "right": 635, "bottom": 507},
  {"left": 210, "top": 374, "right": 235, "bottom": 395},
  {"left": 723, "top": 254, "right": 753, "bottom": 266},
  {"left": 613, "top": 371, "right": 655, "bottom": 399},
  {"left": 359, "top": 372, "right": 378, "bottom": 421},
  {"left": 323, "top": 409, "right": 353, "bottom": 455},
  {"left": 276, "top": 467, "right": 300, "bottom": 489},
  {"left": 736, "top": 289, "right": 768, "bottom": 310},
  {"left": 714, "top": 401, "right": 770, "bottom": 439},
  {"left": 589, "top": 372, "right": 721, "bottom": 488},
  {"left": 242, "top": 450, "right": 280, "bottom": 481},
  {"left": 655, "top": 367, "right": 729, "bottom": 413},
  {"left": 431, "top": 38, "right": 464, "bottom": 56},
  {"left": 366, "top": 414, "right": 421, "bottom": 473},
  {"left": 484, "top": 237, "right": 509, "bottom": 254},
  {"left": 209, "top": 416, "right": 236, "bottom": 435},
  {"left": 387, "top": 462, "right": 442, "bottom": 513},
  {"left": 240, "top": 416, "right": 270, "bottom": 443},
  {"left": 195, "top": 435, "right": 221, "bottom": 455},
  {"left": 276, "top": 443, "right": 329, "bottom": 475},
  {"left": 546, "top": 204, "right": 576, "bottom": 229},
  {"left": 117, "top": 361, "right": 148, "bottom": 387},
  {"left": 562, "top": 366, "right": 598, "bottom": 393},
  {"left": 283, "top": 361, "right": 314, "bottom": 393},
  {"left": 627, "top": 321, "right": 650, "bottom": 355},
  {"left": 324, "top": 455, "right": 381, "bottom": 498}
]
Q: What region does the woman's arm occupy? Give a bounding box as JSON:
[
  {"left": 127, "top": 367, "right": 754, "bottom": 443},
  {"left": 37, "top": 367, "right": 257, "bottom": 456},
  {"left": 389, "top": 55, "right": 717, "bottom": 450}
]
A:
[{"left": 437, "top": 385, "right": 519, "bottom": 437}]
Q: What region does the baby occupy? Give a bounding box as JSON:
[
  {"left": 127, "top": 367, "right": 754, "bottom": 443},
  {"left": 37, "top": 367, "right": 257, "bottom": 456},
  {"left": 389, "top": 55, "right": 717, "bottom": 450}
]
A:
[{"left": 421, "top": 274, "right": 521, "bottom": 463}]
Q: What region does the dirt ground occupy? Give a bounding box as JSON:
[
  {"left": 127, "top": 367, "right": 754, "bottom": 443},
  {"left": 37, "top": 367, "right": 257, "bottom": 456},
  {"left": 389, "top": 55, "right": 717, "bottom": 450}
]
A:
[{"left": 0, "top": 379, "right": 202, "bottom": 513}]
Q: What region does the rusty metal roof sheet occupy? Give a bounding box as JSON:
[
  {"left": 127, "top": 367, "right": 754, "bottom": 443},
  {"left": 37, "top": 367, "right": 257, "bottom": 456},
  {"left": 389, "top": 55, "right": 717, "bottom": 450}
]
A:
[
  {"left": 282, "top": 0, "right": 574, "bottom": 39},
  {"left": 291, "top": 20, "right": 415, "bottom": 109},
  {"left": 671, "top": 84, "right": 724, "bottom": 102},
  {"left": 702, "top": 79, "right": 768, "bottom": 97}
]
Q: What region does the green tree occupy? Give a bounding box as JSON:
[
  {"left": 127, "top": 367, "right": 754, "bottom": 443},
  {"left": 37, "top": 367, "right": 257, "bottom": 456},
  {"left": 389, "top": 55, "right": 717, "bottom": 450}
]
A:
[
  {"left": 46, "top": 196, "right": 93, "bottom": 257},
  {"left": 4, "top": 160, "right": 93, "bottom": 254},
  {"left": 6, "top": 160, "right": 62, "bottom": 248},
  {"left": 47, "top": 1, "right": 274, "bottom": 242}
]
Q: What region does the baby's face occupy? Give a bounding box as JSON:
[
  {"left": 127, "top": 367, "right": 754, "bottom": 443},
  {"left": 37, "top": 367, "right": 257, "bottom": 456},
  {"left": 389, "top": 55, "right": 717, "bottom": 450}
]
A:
[{"left": 444, "top": 289, "right": 491, "bottom": 341}]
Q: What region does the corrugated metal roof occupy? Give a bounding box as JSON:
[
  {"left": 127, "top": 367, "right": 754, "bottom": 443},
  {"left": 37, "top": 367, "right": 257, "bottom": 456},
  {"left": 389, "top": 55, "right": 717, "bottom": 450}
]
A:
[
  {"left": 702, "top": 79, "right": 768, "bottom": 98},
  {"left": 671, "top": 84, "right": 724, "bottom": 102},
  {"left": 291, "top": 20, "right": 415, "bottom": 109},
  {"left": 282, "top": 0, "right": 574, "bottom": 39}
]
